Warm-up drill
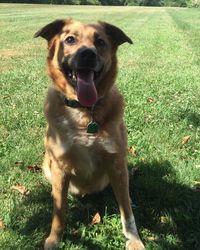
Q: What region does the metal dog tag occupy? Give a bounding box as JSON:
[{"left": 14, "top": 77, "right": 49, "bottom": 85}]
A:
[{"left": 87, "top": 121, "right": 99, "bottom": 134}]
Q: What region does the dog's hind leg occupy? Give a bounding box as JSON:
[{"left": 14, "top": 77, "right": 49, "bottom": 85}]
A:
[
  {"left": 108, "top": 159, "right": 145, "bottom": 250},
  {"left": 44, "top": 159, "right": 69, "bottom": 250}
]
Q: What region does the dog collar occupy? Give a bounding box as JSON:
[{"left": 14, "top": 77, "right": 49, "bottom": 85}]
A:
[
  {"left": 64, "top": 98, "right": 85, "bottom": 108},
  {"left": 64, "top": 97, "right": 100, "bottom": 134},
  {"left": 64, "top": 97, "right": 103, "bottom": 110}
]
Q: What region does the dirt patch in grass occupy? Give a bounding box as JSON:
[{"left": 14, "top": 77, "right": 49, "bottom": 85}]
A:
[{"left": 0, "top": 49, "right": 24, "bottom": 59}]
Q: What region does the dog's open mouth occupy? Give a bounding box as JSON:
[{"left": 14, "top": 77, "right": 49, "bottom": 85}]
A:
[{"left": 62, "top": 64, "right": 103, "bottom": 107}]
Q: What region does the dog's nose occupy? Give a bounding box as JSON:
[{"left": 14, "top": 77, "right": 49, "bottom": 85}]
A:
[{"left": 79, "top": 48, "right": 97, "bottom": 61}]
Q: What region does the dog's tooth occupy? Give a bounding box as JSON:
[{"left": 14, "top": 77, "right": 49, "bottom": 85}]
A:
[
  {"left": 72, "top": 71, "right": 77, "bottom": 80},
  {"left": 67, "top": 70, "right": 72, "bottom": 78}
]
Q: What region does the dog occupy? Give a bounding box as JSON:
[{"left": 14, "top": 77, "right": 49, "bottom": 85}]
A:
[{"left": 34, "top": 19, "right": 145, "bottom": 250}]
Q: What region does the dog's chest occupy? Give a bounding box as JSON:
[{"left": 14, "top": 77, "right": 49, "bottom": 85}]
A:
[
  {"left": 54, "top": 111, "right": 117, "bottom": 171},
  {"left": 54, "top": 127, "right": 116, "bottom": 181},
  {"left": 58, "top": 108, "right": 117, "bottom": 153},
  {"left": 60, "top": 121, "right": 117, "bottom": 154}
]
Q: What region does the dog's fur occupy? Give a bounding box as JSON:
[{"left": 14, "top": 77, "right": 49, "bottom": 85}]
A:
[{"left": 35, "top": 19, "right": 144, "bottom": 250}]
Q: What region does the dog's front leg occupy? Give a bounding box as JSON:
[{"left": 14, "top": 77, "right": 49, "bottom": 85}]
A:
[
  {"left": 108, "top": 159, "right": 145, "bottom": 250},
  {"left": 44, "top": 161, "right": 69, "bottom": 250}
]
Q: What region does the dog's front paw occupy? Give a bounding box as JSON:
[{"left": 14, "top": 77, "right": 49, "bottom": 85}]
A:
[
  {"left": 126, "top": 239, "right": 145, "bottom": 250},
  {"left": 44, "top": 237, "right": 59, "bottom": 250}
]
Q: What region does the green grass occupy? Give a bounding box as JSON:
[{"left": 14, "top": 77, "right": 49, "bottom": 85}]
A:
[{"left": 0, "top": 4, "right": 200, "bottom": 250}]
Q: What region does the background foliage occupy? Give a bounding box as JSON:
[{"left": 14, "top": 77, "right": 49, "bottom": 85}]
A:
[{"left": 0, "top": 0, "right": 199, "bottom": 7}]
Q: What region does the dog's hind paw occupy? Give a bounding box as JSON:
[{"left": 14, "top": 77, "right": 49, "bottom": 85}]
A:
[
  {"left": 126, "top": 239, "right": 145, "bottom": 250},
  {"left": 44, "top": 237, "right": 59, "bottom": 250}
]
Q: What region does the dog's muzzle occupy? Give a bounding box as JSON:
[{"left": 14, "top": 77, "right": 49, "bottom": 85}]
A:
[
  {"left": 62, "top": 47, "right": 104, "bottom": 107},
  {"left": 75, "top": 48, "right": 98, "bottom": 70}
]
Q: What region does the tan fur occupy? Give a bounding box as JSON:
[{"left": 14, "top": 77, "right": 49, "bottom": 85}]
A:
[{"left": 35, "top": 19, "right": 144, "bottom": 250}]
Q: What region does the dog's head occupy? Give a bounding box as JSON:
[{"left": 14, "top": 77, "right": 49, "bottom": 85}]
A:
[{"left": 35, "top": 19, "right": 132, "bottom": 107}]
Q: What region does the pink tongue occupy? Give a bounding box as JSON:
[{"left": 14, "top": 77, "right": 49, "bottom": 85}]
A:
[{"left": 77, "top": 71, "right": 97, "bottom": 107}]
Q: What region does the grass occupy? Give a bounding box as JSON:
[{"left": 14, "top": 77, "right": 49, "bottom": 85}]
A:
[{"left": 0, "top": 4, "right": 200, "bottom": 250}]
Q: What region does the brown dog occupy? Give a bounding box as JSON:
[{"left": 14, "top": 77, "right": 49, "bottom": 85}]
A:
[{"left": 34, "top": 19, "right": 144, "bottom": 250}]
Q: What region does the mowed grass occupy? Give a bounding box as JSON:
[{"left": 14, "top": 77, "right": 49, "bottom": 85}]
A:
[{"left": 0, "top": 4, "right": 200, "bottom": 250}]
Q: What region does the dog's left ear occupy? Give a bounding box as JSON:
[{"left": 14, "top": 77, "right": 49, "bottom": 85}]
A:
[
  {"left": 100, "top": 21, "right": 133, "bottom": 47},
  {"left": 34, "top": 19, "right": 65, "bottom": 41}
]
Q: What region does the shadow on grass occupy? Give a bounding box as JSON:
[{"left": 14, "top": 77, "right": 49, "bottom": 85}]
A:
[
  {"left": 179, "top": 109, "right": 200, "bottom": 128},
  {"left": 9, "top": 160, "right": 200, "bottom": 250},
  {"left": 131, "top": 160, "right": 200, "bottom": 250}
]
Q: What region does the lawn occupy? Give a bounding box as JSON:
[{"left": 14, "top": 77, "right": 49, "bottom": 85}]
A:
[{"left": 0, "top": 4, "right": 200, "bottom": 250}]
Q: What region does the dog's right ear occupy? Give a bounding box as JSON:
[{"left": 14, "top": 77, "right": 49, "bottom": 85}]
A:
[{"left": 34, "top": 19, "right": 65, "bottom": 41}]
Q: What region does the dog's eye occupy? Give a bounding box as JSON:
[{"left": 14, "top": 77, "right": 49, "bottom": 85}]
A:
[
  {"left": 65, "top": 36, "right": 76, "bottom": 45},
  {"left": 95, "top": 38, "right": 106, "bottom": 48}
]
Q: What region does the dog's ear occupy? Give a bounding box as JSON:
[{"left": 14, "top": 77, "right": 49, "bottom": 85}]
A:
[
  {"left": 100, "top": 21, "right": 133, "bottom": 47},
  {"left": 34, "top": 19, "right": 65, "bottom": 41}
]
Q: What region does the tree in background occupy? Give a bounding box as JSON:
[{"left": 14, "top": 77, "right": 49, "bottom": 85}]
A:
[
  {"left": 99, "top": 0, "right": 125, "bottom": 5},
  {"left": 63, "top": 0, "right": 77, "bottom": 4},
  {"left": 0, "top": 0, "right": 199, "bottom": 7},
  {"left": 79, "top": 0, "right": 100, "bottom": 5},
  {"left": 190, "top": 0, "right": 200, "bottom": 6}
]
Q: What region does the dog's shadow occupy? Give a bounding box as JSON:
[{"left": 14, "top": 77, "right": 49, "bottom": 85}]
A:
[{"left": 10, "top": 160, "right": 200, "bottom": 250}]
